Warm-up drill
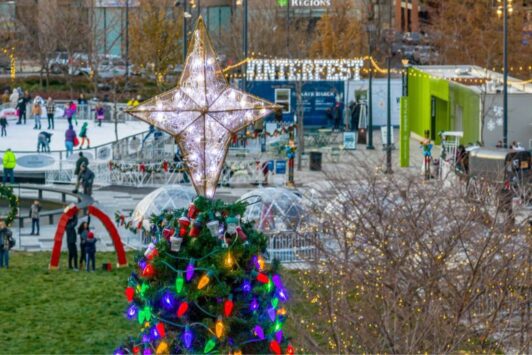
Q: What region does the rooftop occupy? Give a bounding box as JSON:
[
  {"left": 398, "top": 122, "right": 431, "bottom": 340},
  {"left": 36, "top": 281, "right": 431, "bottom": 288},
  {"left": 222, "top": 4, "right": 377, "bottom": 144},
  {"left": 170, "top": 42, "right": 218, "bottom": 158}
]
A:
[{"left": 414, "top": 65, "right": 532, "bottom": 95}]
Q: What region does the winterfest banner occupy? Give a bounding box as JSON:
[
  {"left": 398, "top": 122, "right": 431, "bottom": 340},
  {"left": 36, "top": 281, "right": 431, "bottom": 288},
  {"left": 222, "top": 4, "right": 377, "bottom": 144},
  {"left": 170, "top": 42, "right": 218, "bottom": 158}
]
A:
[{"left": 246, "top": 59, "right": 364, "bottom": 82}]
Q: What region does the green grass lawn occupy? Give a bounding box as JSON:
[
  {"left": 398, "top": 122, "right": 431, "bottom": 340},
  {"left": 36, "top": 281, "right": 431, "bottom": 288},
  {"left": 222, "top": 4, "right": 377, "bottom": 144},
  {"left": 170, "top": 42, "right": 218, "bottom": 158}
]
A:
[
  {"left": 0, "top": 251, "right": 135, "bottom": 354},
  {"left": 0, "top": 252, "right": 312, "bottom": 354}
]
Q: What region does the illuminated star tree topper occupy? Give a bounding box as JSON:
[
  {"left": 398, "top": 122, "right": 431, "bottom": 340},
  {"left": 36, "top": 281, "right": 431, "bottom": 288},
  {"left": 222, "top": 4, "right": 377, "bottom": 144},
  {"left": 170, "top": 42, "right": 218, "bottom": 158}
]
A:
[{"left": 127, "top": 17, "right": 280, "bottom": 198}]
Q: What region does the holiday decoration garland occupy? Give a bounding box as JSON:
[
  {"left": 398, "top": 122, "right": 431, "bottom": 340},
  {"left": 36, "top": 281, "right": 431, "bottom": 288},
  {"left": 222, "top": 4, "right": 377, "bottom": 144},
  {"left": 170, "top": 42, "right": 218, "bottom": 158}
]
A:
[
  {"left": 0, "top": 185, "right": 18, "bottom": 227},
  {"left": 109, "top": 161, "right": 187, "bottom": 175},
  {"left": 115, "top": 196, "right": 292, "bottom": 355}
]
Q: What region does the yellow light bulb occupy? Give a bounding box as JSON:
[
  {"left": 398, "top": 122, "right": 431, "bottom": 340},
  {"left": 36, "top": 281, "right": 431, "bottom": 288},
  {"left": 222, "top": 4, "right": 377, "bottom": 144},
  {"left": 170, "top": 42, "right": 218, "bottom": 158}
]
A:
[
  {"left": 215, "top": 318, "right": 224, "bottom": 339},
  {"left": 225, "top": 252, "right": 234, "bottom": 268},
  {"left": 257, "top": 255, "right": 265, "bottom": 271},
  {"left": 198, "top": 273, "right": 211, "bottom": 290}
]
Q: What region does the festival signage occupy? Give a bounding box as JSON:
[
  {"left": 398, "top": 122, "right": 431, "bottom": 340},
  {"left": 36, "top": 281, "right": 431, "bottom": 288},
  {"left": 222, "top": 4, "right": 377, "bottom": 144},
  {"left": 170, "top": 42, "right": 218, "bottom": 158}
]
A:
[
  {"left": 16, "top": 154, "right": 55, "bottom": 169},
  {"left": 343, "top": 132, "right": 357, "bottom": 150},
  {"left": 247, "top": 59, "right": 363, "bottom": 82},
  {"left": 277, "top": 0, "right": 331, "bottom": 7}
]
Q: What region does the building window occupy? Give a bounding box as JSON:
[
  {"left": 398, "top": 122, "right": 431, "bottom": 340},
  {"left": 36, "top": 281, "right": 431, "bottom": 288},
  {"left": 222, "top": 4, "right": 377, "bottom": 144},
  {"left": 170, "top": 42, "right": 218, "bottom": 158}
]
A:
[{"left": 275, "top": 89, "right": 291, "bottom": 114}]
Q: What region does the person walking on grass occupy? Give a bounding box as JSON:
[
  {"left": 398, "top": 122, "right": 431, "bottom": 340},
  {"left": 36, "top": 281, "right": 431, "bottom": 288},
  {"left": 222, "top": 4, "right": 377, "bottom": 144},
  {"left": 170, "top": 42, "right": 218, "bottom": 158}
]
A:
[
  {"left": 2, "top": 148, "right": 16, "bottom": 184},
  {"left": 29, "top": 200, "right": 41, "bottom": 236},
  {"left": 72, "top": 152, "right": 88, "bottom": 194},
  {"left": 78, "top": 220, "right": 90, "bottom": 270},
  {"left": 66, "top": 213, "right": 78, "bottom": 270},
  {"left": 46, "top": 97, "right": 55, "bottom": 129},
  {"left": 79, "top": 122, "right": 90, "bottom": 149},
  {"left": 85, "top": 231, "right": 96, "bottom": 272},
  {"left": 0, "top": 219, "right": 14, "bottom": 269}
]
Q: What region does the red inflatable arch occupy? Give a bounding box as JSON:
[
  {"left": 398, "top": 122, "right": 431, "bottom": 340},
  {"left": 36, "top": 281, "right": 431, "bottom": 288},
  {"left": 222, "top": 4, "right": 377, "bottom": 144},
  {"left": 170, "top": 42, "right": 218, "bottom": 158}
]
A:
[{"left": 49, "top": 205, "right": 128, "bottom": 270}]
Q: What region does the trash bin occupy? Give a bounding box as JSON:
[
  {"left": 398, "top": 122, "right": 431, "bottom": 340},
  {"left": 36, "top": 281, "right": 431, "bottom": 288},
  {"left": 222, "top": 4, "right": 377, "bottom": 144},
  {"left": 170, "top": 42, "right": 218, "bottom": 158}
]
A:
[{"left": 310, "top": 152, "right": 322, "bottom": 171}]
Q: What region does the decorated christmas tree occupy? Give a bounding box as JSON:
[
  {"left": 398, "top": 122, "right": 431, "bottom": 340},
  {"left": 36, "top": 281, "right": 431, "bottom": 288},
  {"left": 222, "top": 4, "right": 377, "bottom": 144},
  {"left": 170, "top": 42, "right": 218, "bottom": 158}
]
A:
[{"left": 114, "top": 18, "right": 292, "bottom": 355}]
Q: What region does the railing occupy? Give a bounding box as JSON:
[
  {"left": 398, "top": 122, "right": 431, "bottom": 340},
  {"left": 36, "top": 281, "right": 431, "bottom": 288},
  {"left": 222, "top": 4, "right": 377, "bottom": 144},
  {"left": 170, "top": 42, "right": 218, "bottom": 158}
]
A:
[
  {"left": 265, "top": 231, "right": 319, "bottom": 263},
  {"left": 4, "top": 185, "right": 84, "bottom": 229}
]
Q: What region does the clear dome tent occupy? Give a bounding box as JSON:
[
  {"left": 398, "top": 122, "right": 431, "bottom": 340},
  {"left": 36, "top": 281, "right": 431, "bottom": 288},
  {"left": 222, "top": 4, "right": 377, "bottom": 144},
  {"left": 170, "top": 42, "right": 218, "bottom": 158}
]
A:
[
  {"left": 132, "top": 185, "right": 196, "bottom": 226},
  {"left": 239, "top": 187, "right": 305, "bottom": 234},
  {"left": 239, "top": 188, "right": 316, "bottom": 263}
]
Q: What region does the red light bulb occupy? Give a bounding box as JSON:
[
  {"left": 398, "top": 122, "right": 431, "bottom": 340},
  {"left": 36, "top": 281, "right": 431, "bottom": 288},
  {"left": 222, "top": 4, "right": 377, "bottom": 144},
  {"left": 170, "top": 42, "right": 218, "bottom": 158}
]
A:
[
  {"left": 156, "top": 322, "right": 166, "bottom": 338},
  {"left": 125, "top": 287, "right": 135, "bottom": 303},
  {"left": 286, "top": 344, "right": 294, "bottom": 355},
  {"left": 142, "top": 264, "right": 155, "bottom": 278},
  {"left": 223, "top": 298, "right": 234, "bottom": 317},
  {"left": 177, "top": 301, "right": 189, "bottom": 318},
  {"left": 256, "top": 272, "right": 269, "bottom": 284},
  {"left": 270, "top": 340, "right": 281, "bottom": 355}
]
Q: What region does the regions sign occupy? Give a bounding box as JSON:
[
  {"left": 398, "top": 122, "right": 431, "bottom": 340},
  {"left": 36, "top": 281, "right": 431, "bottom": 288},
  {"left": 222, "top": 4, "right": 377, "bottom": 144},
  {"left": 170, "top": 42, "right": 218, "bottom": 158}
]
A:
[
  {"left": 277, "top": 0, "right": 331, "bottom": 6},
  {"left": 247, "top": 59, "right": 363, "bottom": 82},
  {"left": 16, "top": 154, "right": 55, "bottom": 169}
]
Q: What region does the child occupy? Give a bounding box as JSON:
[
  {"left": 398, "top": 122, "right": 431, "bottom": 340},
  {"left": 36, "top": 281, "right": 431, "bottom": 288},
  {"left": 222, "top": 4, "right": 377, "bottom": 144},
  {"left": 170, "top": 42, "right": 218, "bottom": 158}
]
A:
[
  {"left": 0, "top": 112, "right": 7, "bottom": 136},
  {"left": 79, "top": 122, "right": 90, "bottom": 149},
  {"left": 77, "top": 221, "right": 89, "bottom": 270},
  {"left": 85, "top": 231, "right": 96, "bottom": 272},
  {"left": 95, "top": 104, "right": 104, "bottom": 127}
]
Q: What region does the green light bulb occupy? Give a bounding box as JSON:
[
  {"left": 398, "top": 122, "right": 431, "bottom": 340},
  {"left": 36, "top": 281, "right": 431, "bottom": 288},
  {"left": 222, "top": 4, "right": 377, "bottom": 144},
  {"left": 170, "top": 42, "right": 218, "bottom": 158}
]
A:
[
  {"left": 271, "top": 297, "right": 279, "bottom": 309},
  {"left": 266, "top": 281, "right": 273, "bottom": 292},
  {"left": 203, "top": 338, "right": 216, "bottom": 354},
  {"left": 176, "top": 272, "right": 184, "bottom": 294},
  {"left": 274, "top": 320, "right": 283, "bottom": 332}
]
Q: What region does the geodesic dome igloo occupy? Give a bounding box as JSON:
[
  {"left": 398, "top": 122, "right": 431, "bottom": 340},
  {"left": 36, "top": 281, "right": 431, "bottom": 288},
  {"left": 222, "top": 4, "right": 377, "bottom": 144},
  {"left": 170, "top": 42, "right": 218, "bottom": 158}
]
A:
[
  {"left": 238, "top": 187, "right": 305, "bottom": 234},
  {"left": 132, "top": 185, "right": 196, "bottom": 225}
]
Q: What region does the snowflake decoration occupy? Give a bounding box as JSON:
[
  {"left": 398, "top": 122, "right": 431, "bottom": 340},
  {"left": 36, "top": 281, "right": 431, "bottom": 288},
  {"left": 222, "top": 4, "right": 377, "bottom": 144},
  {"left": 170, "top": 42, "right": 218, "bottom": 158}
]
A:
[
  {"left": 487, "top": 119, "right": 496, "bottom": 132},
  {"left": 127, "top": 18, "right": 279, "bottom": 198},
  {"left": 496, "top": 117, "right": 503, "bottom": 127}
]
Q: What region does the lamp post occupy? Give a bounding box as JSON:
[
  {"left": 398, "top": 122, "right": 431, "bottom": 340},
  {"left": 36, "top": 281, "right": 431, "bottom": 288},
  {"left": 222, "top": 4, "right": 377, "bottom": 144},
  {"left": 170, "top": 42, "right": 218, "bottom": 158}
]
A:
[
  {"left": 497, "top": 0, "right": 512, "bottom": 148},
  {"left": 242, "top": 0, "right": 248, "bottom": 91},
  {"left": 366, "top": 22, "right": 376, "bottom": 150},
  {"left": 384, "top": 56, "right": 393, "bottom": 174},
  {"left": 125, "top": 0, "right": 129, "bottom": 81}
]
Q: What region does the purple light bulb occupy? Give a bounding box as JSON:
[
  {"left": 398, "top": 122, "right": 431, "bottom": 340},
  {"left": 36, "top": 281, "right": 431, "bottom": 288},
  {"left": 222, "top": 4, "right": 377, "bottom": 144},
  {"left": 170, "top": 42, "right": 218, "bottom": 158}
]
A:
[
  {"left": 277, "top": 288, "right": 288, "bottom": 302},
  {"left": 251, "top": 255, "right": 260, "bottom": 270},
  {"left": 138, "top": 258, "right": 147, "bottom": 270},
  {"left": 275, "top": 330, "right": 283, "bottom": 343},
  {"left": 126, "top": 304, "right": 138, "bottom": 320},
  {"left": 150, "top": 326, "right": 160, "bottom": 340},
  {"left": 272, "top": 274, "right": 284, "bottom": 289},
  {"left": 250, "top": 298, "right": 259, "bottom": 312},
  {"left": 113, "top": 348, "right": 124, "bottom": 355},
  {"left": 185, "top": 261, "right": 195, "bottom": 282},
  {"left": 241, "top": 280, "right": 251, "bottom": 293},
  {"left": 142, "top": 334, "right": 150, "bottom": 343},
  {"left": 182, "top": 327, "right": 194, "bottom": 349},
  {"left": 143, "top": 348, "right": 152, "bottom": 355},
  {"left": 253, "top": 325, "right": 265, "bottom": 340},
  {"left": 162, "top": 292, "right": 176, "bottom": 310},
  {"left": 268, "top": 307, "right": 276, "bottom": 322}
]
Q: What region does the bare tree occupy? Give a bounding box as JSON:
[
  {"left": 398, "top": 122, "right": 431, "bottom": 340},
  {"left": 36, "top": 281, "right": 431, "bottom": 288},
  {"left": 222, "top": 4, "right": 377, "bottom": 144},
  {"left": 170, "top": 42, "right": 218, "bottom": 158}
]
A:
[{"left": 287, "top": 162, "right": 530, "bottom": 353}]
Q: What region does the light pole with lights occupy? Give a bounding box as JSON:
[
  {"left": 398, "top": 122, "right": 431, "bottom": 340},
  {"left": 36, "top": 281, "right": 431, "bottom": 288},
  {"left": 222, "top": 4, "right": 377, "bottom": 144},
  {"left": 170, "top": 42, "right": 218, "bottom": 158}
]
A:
[{"left": 497, "top": 0, "right": 512, "bottom": 148}]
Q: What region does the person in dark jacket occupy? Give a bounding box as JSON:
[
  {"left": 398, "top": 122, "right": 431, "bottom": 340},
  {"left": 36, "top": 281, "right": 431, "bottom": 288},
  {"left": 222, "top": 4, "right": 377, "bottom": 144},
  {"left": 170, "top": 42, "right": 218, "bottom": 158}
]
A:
[
  {"left": 0, "top": 219, "right": 14, "bottom": 268},
  {"left": 29, "top": 200, "right": 41, "bottom": 235},
  {"left": 66, "top": 213, "right": 78, "bottom": 270},
  {"left": 80, "top": 164, "right": 95, "bottom": 196},
  {"left": 85, "top": 231, "right": 97, "bottom": 272},
  {"left": 77, "top": 220, "right": 90, "bottom": 270},
  {"left": 72, "top": 152, "right": 89, "bottom": 194},
  {"left": 16, "top": 92, "right": 29, "bottom": 125},
  {"left": 37, "top": 131, "right": 53, "bottom": 152},
  {"left": 46, "top": 97, "right": 55, "bottom": 129}
]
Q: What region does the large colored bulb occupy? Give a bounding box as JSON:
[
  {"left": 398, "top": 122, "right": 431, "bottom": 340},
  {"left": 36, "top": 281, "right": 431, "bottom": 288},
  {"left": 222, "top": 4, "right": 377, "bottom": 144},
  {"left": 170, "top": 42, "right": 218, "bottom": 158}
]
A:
[
  {"left": 257, "top": 255, "right": 265, "bottom": 271},
  {"left": 286, "top": 343, "right": 294, "bottom": 355},
  {"left": 269, "top": 340, "right": 281, "bottom": 355},
  {"left": 215, "top": 318, "right": 224, "bottom": 339},
  {"left": 162, "top": 292, "right": 176, "bottom": 310},
  {"left": 142, "top": 264, "right": 155, "bottom": 278},
  {"left": 125, "top": 287, "right": 135, "bottom": 303},
  {"left": 176, "top": 273, "right": 185, "bottom": 294},
  {"left": 272, "top": 274, "right": 284, "bottom": 289},
  {"left": 256, "top": 272, "right": 269, "bottom": 284},
  {"left": 225, "top": 252, "right": 234, "bottom": 268},
  {"left": 204, "top": 338, "right": 216, "bottom": 353},
  {"left": 224, "top": 298, "right": 234, "bottom": 317},
  {"left": 250, "top": 297, "right": 259, "bottom": 312},
  {"left": 268, "top": 307, "right": 276, "bottom": 322},
  {"left": 126, "top": 304, "right": 138, "bottom": 320},
  {"left": 156, "top": 322, "right": 166, "bottom": 338},
  {"left": 241, "top": 280, "right": 251, "bottom": 293},
  {"left": 253, "top": 325, "right": 265, "bottom": 340},
  {"left": 186, "top": 261, "right": 195, "bottom": 282},
  {"left": 198, "top": 273, "right": 211, "bottom": 290},
  {"left": 182, "top": 327, "right": 194, "bottom": 349},
  {"left": 177, "top": 301, "right": 189, "bottom": 318}
]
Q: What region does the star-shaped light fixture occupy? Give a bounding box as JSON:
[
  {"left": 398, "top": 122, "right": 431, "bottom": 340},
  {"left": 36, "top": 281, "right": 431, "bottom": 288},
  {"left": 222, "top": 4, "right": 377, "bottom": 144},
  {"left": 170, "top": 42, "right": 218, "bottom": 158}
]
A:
[{"left": 127, "top": 18, "right": 280, "bottom": 198}]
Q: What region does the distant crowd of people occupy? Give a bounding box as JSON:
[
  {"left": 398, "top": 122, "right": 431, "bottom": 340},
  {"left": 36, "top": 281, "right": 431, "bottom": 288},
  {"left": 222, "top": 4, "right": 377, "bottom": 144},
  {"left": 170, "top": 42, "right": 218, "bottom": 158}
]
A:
[{"left": 65, "top": 212, "right": 98, "bottom": 272}]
